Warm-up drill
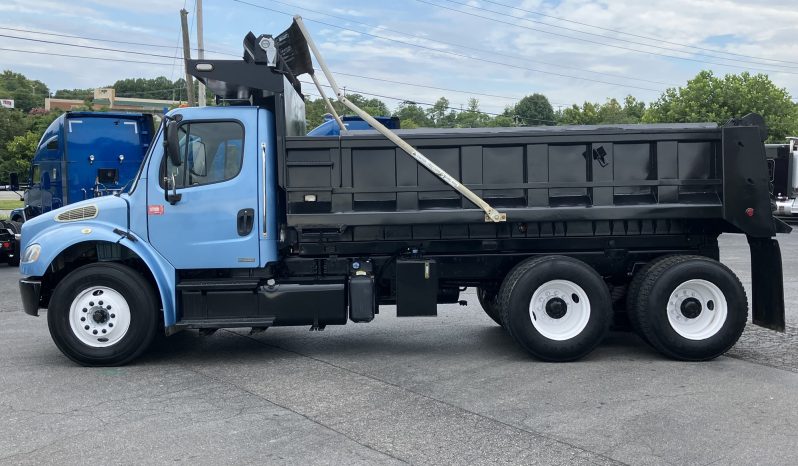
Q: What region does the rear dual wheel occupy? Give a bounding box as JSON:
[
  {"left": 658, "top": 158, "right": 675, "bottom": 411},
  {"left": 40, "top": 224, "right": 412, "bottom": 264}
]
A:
[
  {"left": 629, "top": 256, "right": 747, "bottom": 361},
  {"left": 499, "top": 256, "right": 612, "bottom": 361},
  {"left": 477, "top": 287, "right": 503, "bottom": 326}
]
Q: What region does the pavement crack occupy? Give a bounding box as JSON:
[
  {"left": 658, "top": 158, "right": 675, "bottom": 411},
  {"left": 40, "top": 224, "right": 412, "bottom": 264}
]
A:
[
  {"left": 224, "top": 329, "right": 627, "bottom": 466},
  {"left": 181, "top": 364, "right": 409, "bottom": 465}
]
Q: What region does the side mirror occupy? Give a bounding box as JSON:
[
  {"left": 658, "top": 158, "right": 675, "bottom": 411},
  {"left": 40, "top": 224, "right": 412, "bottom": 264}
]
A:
[
  {"left": 9, "top": 173, "right": 19, "bottom": 191},
  {"left": 164, "top": 119, "right": 182, "bottom": 167}
]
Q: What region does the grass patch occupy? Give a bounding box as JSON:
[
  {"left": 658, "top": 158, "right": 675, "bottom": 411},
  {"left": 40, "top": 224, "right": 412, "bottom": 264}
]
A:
[{"left": 0, "top": 200, "right": 23, "bottom": 210}]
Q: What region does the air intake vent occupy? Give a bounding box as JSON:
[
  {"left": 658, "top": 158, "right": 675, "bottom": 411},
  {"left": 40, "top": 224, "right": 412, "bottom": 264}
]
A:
[{"left": 55, "top": 205, "right": 98, "bottom": 222}]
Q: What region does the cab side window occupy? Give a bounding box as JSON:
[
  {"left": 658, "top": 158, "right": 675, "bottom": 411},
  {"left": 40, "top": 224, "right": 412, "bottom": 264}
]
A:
[{"left": 162, "top": 121, "right": 244, "bottom": 189}]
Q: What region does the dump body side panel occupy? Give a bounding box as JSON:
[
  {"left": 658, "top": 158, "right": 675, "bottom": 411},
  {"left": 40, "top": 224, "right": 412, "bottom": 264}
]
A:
[{"left": 285, "top": 126, "right": 726, "bottom": 228}]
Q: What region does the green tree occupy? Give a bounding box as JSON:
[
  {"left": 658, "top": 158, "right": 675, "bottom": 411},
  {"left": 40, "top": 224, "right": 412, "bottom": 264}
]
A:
[
  {"left": 53, "top": 88, "right": 93, "bottom": 100},
  {"left": 426, "top": 97, "right": 456, "bottom": 127},
  {"left": 112, "top": 76, "right": 177, "bottom": 100},
  {"left": 0, "top": 70, "right": 49, "bottom": 112},
  {"left": 393, "top": 101, "right": 431, "bottom": 128},
  {"left": 514, "top": 93, "right": 556, "bottom": 126},
  {"left": 1, "top": 131, "right": 39, "bottom": 181},
  {"left": 560, "top": 102, "right": 601, "bottom": 125},
  {"left": 453, "top": 98, "right": 492, "bottom": 128},
  {"left": 559, "top": 96, "right": 646, "bottom": 125},
  {"left": 644, "top": 70, "right": 798, "bottom": 141}
]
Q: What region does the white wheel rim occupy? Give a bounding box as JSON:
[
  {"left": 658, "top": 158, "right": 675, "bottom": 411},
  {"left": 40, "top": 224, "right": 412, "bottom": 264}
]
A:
[
  {"left": 666, "top": 279, "right": 727, "bottom": 341},
  {"left": 68, "top": 286, "right": 131, "bottom": 348},
  {"left": 529, "top": 280, "right": 591, "bottom": 341}
]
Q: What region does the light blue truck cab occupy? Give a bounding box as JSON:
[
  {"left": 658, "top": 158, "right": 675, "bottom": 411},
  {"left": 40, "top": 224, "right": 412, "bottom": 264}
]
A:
[
  {"left": 11, "top": 112, "right": 153, "bottom": 223},
  {"left": 17, "top": 22, "right": 788, "bottom": 367},
  {"left": 19, "top": 104, "right": 282, "bottom": 365}
]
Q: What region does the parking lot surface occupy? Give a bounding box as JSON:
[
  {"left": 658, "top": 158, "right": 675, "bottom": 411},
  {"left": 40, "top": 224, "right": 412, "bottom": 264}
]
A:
[{"left": 1, "top": 233, "right": 796, "bottom": 465}]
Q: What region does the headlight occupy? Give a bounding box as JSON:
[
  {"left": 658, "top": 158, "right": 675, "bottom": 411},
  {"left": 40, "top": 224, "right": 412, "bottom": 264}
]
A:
[{"left": 22, "top": 244, "right": 41, "bottom": 263}]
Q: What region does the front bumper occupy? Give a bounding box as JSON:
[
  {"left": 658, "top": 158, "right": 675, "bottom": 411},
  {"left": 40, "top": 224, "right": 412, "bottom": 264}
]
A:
[{"left": 19, "top": 278, "right": 42, "bottom": 316}]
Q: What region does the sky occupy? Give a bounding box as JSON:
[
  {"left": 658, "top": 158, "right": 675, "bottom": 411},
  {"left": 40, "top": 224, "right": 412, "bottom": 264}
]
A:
[{"left": 1, "top": 0, "right": 798, "bottom": 115}]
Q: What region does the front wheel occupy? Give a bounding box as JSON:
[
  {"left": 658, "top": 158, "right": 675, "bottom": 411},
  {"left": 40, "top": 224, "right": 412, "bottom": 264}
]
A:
[
  {"left": 48, "top": 263, "right": 159, "bottom": 366},
  {"left": 499, "top": 256, "right": 612, "bottom": 361}
]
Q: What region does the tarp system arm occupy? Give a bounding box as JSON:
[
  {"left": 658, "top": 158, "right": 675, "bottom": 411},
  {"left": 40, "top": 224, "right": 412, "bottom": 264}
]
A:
[
  {"left": 309, "top": 72, "right": 346, "bottom": 133},
  {"left": 293, "top": 16, "right": 506, "bottom": 223}
]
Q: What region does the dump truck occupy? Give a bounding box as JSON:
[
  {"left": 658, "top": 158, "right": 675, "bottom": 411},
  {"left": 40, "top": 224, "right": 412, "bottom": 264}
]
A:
[{"left": 18, "top": 18, "right": 789, "bottom": 366}]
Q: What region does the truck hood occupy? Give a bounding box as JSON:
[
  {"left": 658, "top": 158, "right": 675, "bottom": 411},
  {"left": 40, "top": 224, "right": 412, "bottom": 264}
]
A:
[{"left": 20, "top": 195, "right": 129, "bottom": 253}]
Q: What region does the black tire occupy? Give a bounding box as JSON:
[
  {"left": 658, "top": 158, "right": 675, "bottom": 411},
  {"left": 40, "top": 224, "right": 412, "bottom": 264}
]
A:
[
  {"left": 47, "top": 262, "right": 159, "bottom": 366},
  {"left": 625, "top": 256, "right": 688, "bottom": 343},
  {"left": 6, "top": 221, "right": 21, "bottom": 266},
  {"left": 477, "top": 287, "right": 503, "bottom": 326},
  {"left": 632, "top": 255, "right": 747, "bottom": 361},
  {"left": 498, "top": 256, "right": 612, "bottom": 362}
]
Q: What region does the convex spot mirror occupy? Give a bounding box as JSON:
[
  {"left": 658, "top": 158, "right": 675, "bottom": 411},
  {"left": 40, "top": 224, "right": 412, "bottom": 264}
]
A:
[{"left": 9, "top": 173, "right": 19, "bottom": 191}]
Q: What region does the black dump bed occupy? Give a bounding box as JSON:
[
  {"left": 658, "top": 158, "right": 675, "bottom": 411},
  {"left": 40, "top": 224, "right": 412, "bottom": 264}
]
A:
[{"left": 283, "top": 121, "right": 778, "bottom": 238}]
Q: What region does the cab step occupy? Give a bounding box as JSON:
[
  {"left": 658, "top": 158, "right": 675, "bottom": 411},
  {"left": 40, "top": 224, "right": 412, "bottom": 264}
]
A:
[{"left": 168, "top": 317, "right": 275, "bottom": 335}]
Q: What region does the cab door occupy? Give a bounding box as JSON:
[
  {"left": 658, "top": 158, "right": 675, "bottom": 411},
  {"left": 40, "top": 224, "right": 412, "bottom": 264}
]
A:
[{"left": 146, "top": 110, "right": 260, "bottom": 269}]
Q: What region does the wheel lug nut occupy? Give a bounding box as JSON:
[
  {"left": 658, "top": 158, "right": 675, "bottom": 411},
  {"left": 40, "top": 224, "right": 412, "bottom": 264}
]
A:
[
  {"left": 99, "top": 301, "right": 103, "bottom": 305},
  {"left": 102, "top": 329, "right": 107, "bottom": 334},
  {"left": 81, "top": 317, "right": 86, "bottom": 322},
  {"left": 108, "top": 323, "right": 114, "bottom": 327},
  {"left": 84, "top": 325, "right": 90, "bottom": 330},
  {"left": 92, "top": 330, "right": 98, "bottom": 335},
  {"left": 82, "top": 308, "right": 87, "bottom": 313},
  {"left": 89, "top": 302, "right": 94, "bottom": 306},
  {"left": 110, "top": 314, "right": 115, "bottom": 318},
  {"left": 107, "top": 306, "right": 112, "bottom": 310}
]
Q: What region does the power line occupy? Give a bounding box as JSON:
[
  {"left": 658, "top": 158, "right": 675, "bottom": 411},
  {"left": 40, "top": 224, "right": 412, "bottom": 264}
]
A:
[
  {"left": 415, "top": 0, "right": 798, "bottom": 75},
  {"left": 301, "top": 79, "right": 559, "bottom": 125},
  {"left": 434, "top": 0, "right": 798, "bottom": 71},
  {"left": 474, "top": 0, "right": 798, "bottom": 66},
  {"left": 0, "top": 47, "right": 545, "bottom": 114},
  {"left": 0, "top": 26, "right": 572, "bottom": 105},
  {"left": 0, "top": 26, "right": 236, "bottom": 57},
  {"left": 0, "top": 47, "right": 174, "bottom": 66},
  {"left": 232, "top": 0, "right": 672, "bottom": 91},
  {"left": 239, "top": 0, "right": 678, "bottom": 87},
  {"left": 1, "top": 18, "right": 671, "bottom": 93},
  {"left": 0, "top": 33, "right": 179, "bottom": 60},
  {"left": 322, "top": 69, "right": 568, "bottom": 105}
]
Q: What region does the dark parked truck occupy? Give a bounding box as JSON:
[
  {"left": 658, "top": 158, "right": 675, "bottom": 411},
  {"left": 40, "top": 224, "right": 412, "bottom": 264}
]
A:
[
  {"left": 10, "top": 111, "right": 153, "bottom": 223},
  {"left": 18, "top": 19, "right": 789, "bottom": 366},
  {"left": 0, "top": 220, "right": 21, "bottom": 266},
  {"left": 767, "top": 138, "right": 798, "bottom": 218}
]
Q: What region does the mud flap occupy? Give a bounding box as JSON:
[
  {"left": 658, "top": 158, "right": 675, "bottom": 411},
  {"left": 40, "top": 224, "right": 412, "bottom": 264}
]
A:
[{"left": 748, "top": 237, "right": 785, "bottom": 331}]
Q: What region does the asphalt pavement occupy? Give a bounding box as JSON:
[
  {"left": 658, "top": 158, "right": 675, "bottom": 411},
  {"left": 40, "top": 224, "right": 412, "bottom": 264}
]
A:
[{"left": 0, "top": 233, "right": 796, "bottom": 465}]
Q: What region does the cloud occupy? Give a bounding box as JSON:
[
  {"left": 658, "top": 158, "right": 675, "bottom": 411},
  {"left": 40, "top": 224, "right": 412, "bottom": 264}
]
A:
[{"left": 1, "top": 0, "right": 796, "bottom": 116}]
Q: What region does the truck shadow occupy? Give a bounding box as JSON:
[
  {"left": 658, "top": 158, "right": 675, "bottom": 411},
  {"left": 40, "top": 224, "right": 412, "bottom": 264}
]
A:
[{"left": 138, "top": 325, "right": 656, "bottom": 366}]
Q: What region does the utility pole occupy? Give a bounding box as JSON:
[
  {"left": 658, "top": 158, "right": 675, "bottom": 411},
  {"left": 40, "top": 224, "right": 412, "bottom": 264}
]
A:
[
  {"left": 196, "top": 0, "right": 206, "bottom": 107},
  {"left": 180, "top": 8, "right": 196, "bottom": 106}
]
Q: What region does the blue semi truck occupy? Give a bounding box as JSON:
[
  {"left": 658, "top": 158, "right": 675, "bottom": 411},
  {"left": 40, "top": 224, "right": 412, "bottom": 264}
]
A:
[
  {"left": 9, "top": 112, "right": 154, "bottom": 223},
  {"left": 17, "top": 19, "right": 788, "bottom": 366}
]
